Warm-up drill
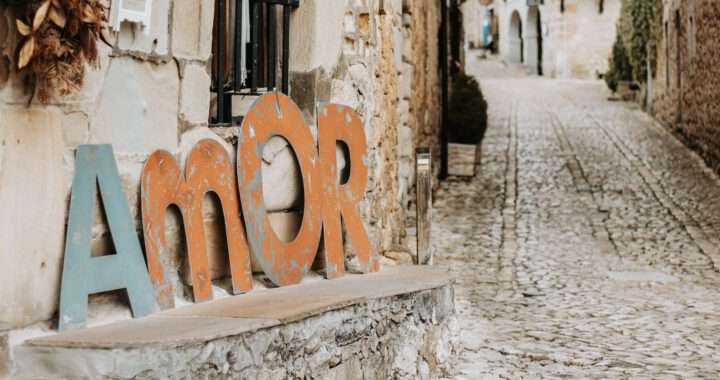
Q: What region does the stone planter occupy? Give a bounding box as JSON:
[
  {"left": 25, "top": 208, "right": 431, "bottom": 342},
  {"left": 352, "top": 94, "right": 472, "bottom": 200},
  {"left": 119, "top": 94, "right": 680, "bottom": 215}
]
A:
[
  {"left": 617, "top": 80, "right": 640, "bottom": 102},
  {"left": 448, "top": 143, "right": 478, "bottom": 177}
]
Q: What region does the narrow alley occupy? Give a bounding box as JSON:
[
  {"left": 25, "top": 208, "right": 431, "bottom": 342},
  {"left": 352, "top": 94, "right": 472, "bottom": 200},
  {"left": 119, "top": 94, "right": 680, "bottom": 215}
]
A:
[{"left": 437, "top": 61, "right": 720, "bottom": 379}]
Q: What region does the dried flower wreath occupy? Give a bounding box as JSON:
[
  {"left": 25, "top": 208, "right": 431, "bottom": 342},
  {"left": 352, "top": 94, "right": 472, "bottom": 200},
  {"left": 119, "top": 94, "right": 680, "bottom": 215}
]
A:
[{"left": 1, "top": 0, "right": 111, "bottom": 103}]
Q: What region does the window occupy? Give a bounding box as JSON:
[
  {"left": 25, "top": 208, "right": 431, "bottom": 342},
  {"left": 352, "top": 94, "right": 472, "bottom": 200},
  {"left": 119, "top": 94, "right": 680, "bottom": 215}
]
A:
[{"left": 212, "top": 0, "right": 300, "bottom": 124}]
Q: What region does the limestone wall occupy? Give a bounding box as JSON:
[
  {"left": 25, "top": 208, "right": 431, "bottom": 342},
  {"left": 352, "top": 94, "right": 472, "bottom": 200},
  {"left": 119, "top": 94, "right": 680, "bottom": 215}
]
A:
[
  {"left": 652, "top": 0, "right": 720, "bottom": 172},
  {"left": 290, "top": 0, "right": 442, "bottom": 264},
  {"left": 0, "top": 0, "right": 216, "bottom": 328},
  {"left": 0, "top": 0, "right": 443, "bottom": 329}
]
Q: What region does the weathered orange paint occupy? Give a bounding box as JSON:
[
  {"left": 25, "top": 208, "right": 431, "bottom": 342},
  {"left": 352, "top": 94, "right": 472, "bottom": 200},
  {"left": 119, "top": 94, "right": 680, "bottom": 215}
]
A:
[
  {"left": 237, "top": 93, "right": 323, "bottom": 287},
  {"left": 141, "top": 139, "right": 252, "bottom": 309},
  {"left": 318, "top": 104, "right": 379, "bottom": 276}
]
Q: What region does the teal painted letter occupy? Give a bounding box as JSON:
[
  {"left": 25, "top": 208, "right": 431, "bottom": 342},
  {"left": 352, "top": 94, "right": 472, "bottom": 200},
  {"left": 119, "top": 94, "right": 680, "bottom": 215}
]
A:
[{"left": 59, "top": 145, "right": 157, "bottom": 331}]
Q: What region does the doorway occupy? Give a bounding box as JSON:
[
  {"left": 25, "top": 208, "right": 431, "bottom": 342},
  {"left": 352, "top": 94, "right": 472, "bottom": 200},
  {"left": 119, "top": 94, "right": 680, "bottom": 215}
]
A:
[{"left": 510, "top": 10, "right": 523, "bottom": 64}]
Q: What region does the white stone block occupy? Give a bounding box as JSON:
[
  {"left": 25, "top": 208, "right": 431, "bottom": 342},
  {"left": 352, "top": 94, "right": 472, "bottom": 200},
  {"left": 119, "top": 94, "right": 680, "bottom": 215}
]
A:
[
  {"left": 261, "top": 136, "right": 302, "bottom": 213},
  {"left": 398, "top": 125, "right": 414, "bottom": 159},
  {"left": 62, "top": 112, "right": 90, "bottom": 148},
  {"left": 0, "top": 107, "right": 68, "bottom": 326},
  {"left": 117, "top": 0, "right": 170, "bottom": 56},
  {"left": 179, "top": 63, "right": 211, "bottom": 125},
  {"left": 91, "top": 57, "right": 179, "bottom": 154},
  {"left": 179, "top": 127, "right": 234, "bottom": 168},
  {"left": 250, "top": 211, "right": 302, "bottom": 272},
  {"left": 172, "top": 0, "right": 214, "bottom": 60}
]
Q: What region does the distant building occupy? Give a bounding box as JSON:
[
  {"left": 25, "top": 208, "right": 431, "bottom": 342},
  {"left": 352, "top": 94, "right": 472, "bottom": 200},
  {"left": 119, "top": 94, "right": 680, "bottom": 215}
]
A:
[{"left": 463, "top": 0, "right": 621, "bottom": 79}]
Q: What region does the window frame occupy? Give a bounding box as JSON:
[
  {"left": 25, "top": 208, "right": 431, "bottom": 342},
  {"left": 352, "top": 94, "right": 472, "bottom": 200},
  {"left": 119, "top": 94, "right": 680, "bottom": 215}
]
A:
[{"left": 212, "top": 0, "right": 300, "bottom": 125}]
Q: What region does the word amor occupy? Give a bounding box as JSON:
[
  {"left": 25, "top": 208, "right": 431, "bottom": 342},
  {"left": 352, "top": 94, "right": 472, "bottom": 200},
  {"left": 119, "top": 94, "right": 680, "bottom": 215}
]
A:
[{"left": 59, "top": 93, "right": 378, "bottom": 330}]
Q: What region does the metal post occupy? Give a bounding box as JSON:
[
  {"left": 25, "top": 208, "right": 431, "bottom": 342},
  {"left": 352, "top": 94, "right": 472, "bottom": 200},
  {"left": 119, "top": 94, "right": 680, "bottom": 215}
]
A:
[
  {"left": 250, "top": 0, "right": 260, "bottom": 92},
  {"left": 439, "top": 0, "right": 449, "bottom": 179},
  {"left": 216, "top": 0, "right": 227, "bottom": 123},
  {"left": 416, "top": 148, "right": 433, "bottom": 265},
  {"left": 281, "top": 5, "right": 291, "bottom": 93},
  {"left": 233, "top": 0, "right": 244, "bottom": 91},
  {"left": 267, "top": 5, "right": 277, "bottom": 90}
]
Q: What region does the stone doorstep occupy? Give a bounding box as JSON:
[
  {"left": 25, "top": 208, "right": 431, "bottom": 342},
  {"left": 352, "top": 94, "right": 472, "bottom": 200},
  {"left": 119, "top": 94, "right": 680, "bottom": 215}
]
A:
[{"left": 23, "top": 266, "right": 454, "bottom": 351}]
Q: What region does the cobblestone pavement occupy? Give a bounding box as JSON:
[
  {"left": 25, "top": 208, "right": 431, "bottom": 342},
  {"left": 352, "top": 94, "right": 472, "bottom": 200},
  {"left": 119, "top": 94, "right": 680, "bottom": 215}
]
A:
[{"left": 435, "top": 60, "right": 720, "bottom": 379}]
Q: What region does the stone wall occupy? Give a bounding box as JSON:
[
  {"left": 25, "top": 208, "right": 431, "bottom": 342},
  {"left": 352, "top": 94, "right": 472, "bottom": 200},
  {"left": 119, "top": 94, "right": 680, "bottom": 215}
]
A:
[
  {"left": 0, "top": 0, "right": 216, "bottom": 328},
  {"left": 0, "top": 0, "right": 443, "bottom": 330},
  {"left": 17, "top": 283, "right": 458, "bottom": 380},
  {"left": 290, "top": 0, "right": 442, "bottom": 264},
  {"left": 652, "top": 0, "right": 720, "bottom": 172},
  {"left": 466, "top": 0, "right": 621, "bottom": 79}
]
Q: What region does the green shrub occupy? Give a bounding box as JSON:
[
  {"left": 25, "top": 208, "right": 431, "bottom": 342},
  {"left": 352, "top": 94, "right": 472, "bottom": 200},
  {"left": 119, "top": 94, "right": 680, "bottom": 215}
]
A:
[
  {"left": 605, "top": 0, "right": 662, "bottom": 91},
  {"left": 605, "top": 33, "right": 633, "bottom": 92},
  {"left": 448, "top": 73, "right": 488, "bottom": 145}
]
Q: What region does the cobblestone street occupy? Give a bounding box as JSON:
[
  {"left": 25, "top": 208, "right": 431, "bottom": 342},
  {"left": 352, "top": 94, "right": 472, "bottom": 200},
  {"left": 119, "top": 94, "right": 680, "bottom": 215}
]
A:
[{"left": 436, "top": 60, "right": 720, "bottom": 379}]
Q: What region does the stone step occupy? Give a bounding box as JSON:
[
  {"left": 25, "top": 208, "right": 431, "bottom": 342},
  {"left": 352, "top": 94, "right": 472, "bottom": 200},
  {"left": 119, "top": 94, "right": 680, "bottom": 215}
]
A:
[{"left": 14, "top": 266, "right": 457, "bottom": 379}]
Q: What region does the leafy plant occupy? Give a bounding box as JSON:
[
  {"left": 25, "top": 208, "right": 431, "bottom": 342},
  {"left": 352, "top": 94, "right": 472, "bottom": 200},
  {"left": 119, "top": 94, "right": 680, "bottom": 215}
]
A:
[
  {"left": 606, "top": 0, "right": 662, "bottom": 90},
  {"left": 448, "top": 72, "right": 488, "bottom": 145},
  {"left": 605, "top": 33, "right": 633, "bottom": 92},
  {"left": 2, "top": 0, "right": 110, "bottom": 103}
]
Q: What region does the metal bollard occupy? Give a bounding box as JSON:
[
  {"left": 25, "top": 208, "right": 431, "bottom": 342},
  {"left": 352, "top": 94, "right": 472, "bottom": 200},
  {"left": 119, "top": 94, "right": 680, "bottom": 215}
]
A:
[{"left": 416, "top": 148, "right": 433, "bottom": 265}]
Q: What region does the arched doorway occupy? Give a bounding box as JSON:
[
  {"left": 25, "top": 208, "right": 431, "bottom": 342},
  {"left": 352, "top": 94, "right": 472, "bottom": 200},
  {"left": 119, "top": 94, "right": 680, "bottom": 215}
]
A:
[
  {"left": 509, "top": 10, "right": 523, "bottom": 64},
  {"left": 526, "top": 6, "right": 543, "bottom": 75}
]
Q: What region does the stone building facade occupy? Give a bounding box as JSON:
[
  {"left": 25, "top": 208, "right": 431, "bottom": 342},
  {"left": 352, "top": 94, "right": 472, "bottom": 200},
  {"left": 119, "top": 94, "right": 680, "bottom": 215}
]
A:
[
  {"left": 463, "top": 0, "right": 621, "bottom": 79},
  {"left": 652, "top": 0, "right": 720, "bottom": 172},
  {"left": 0, "top": 0, "right": 443, "bottom": 339}
]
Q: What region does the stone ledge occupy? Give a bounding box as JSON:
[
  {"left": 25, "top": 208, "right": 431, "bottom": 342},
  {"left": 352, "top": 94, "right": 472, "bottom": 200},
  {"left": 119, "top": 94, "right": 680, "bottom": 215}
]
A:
[
  {"left": 15, "top": 266, "right": 457, "bottom": 379},
  {"left": 1, "top": 323, "right": 9, "bottom": 378}
]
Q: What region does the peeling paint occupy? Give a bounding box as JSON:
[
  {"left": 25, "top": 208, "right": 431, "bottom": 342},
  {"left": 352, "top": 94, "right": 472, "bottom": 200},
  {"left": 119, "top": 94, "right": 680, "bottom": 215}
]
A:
[
  {"left": 141, "top": 140, "right": 253, "bottom": 309},
  {"left": 237, "top": 93, "right": 323, "bottom": 287},
  {"left": 318, "top": 104, "right": 379, "bottom": 279}
]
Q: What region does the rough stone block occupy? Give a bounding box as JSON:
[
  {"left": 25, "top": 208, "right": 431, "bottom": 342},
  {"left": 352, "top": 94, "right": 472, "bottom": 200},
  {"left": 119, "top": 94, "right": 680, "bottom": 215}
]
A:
[
  {"left": 398, "top": 125, "right": 413, "bottom": 158},
  {"left": 172, "top": 0, "right": 215, "bottom": 60},
  {"left": 116, "top": 0, "right": 170, "bottom": 56},
  {"left": 246, "top": 211, "right": 302, "bottom": 272},
  {"left": 289, "top": 1, "right": 344, "bottom": 73},
  {"left": 91, "top": 57, "right": 179, "bottom": 154},
  {"left": 62, "top": 111, "right": 90, "bottom": 148},
  {"left": 179, "top": 64, "right": 211, "bottom": 125},
  {"left": 179, "top": 127, "right": 234, "bottom": 167},
  {"left": 398, "top": 64, "right": 413, "bottom": 99},
  {"left": 268, "top": 211, "right": 302, "bottom": 244},
  {"left": 0, "top": 107, "right": 68, "bottom": 327},
  {"left": 261, "top": 136, "right": 303, "bottom": 212}
]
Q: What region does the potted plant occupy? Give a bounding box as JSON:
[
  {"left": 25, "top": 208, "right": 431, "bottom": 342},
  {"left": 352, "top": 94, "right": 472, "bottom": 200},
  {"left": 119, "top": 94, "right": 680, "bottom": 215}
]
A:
[{"left": 447, "top": 72, "right": 488, "bottom": 176}]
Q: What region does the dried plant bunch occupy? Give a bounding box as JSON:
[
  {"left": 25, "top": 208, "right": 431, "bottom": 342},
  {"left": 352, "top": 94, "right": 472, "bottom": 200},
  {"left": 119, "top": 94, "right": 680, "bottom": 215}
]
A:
[{"left": 6, "top": 0, "right": 110, "bottom": 103}]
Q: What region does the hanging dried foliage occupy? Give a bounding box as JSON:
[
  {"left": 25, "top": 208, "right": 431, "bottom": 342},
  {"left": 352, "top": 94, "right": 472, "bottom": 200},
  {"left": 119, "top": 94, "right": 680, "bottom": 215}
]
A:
[{"left": 1, "top": 0, "right": 111, "bottom": 103}]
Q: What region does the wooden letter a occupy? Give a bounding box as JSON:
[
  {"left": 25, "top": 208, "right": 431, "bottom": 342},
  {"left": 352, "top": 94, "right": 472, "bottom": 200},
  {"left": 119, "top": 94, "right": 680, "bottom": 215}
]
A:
[{"left": 59, "top": 145, "right": 156, "bottom": 331}]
